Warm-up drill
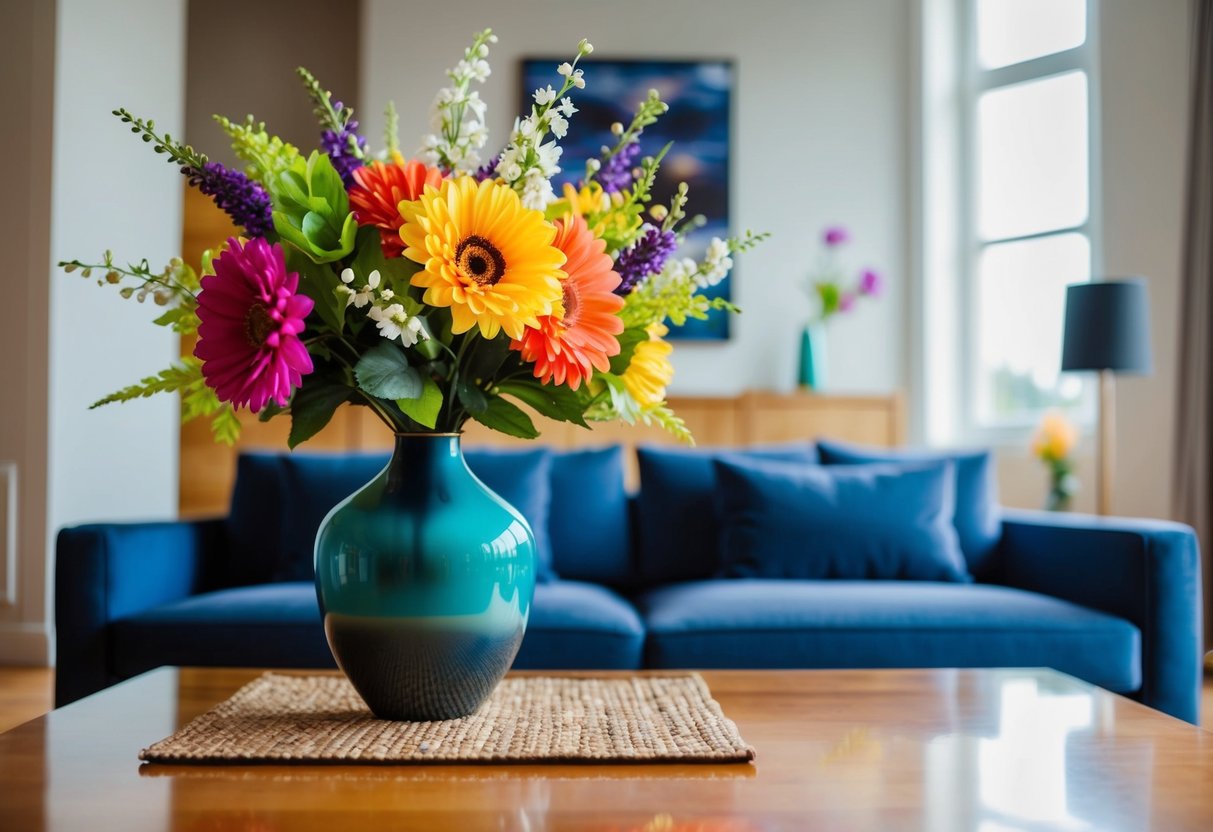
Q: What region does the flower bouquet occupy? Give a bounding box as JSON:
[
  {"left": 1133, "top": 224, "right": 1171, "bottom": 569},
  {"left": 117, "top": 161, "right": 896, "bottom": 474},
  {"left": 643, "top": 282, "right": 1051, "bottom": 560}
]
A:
[
  {"left": 1031, "top": 410, "right": 1080, "bottom": 511},
  {"left": 61, "top": 30, "right": 764, "bottom": 448},
  {"left": 797, "top": 225, "right": 882, "bottom": 389},
  {"left": 60, "top": 30, "right": 766, "bottom": 720}
]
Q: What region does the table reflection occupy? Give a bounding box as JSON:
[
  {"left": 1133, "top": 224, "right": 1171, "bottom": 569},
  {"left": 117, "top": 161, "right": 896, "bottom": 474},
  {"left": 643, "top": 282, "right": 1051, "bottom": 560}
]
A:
[{"left": 927, "top": 672, "right": 1151, "bottom": 832}]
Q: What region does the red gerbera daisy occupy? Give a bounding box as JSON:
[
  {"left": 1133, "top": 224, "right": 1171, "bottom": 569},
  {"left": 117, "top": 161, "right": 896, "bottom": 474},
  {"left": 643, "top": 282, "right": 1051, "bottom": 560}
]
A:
[
  {"left": 348, "top": 158, "right": 443, "bottom": 258},
  {"left": 194, "top": 237, "right": 314, "bottom": 412},
  {"left": 511, "top": 215, "right": 625, "bottom": 389}
]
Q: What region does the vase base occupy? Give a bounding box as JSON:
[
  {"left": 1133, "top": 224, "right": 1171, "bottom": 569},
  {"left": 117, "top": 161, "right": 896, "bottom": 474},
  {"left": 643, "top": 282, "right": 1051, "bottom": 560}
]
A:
[{"left": 325, "top": 613, "right": 525, "bottom": 721}]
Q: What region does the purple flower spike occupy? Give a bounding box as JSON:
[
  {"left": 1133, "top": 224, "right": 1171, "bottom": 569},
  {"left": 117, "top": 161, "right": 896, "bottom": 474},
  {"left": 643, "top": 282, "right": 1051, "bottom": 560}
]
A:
[
  {"left": 474, "top": 153, "right": 501, "bottom": 182},
  {"left": 321, "top": 118, "right": 368, "bottom": 187},
  {"left": 600, "top": 140, "right": 642, "bottom": 194},
  {"left": 823, "top": 226, "right": 850, "bottom": 247},
  {"left": 185, "top": 162, "right": 273, "bottom": 238},
  {"left": 614, "top": 224, "right": 677, "bottom": 295},
  {"left": 859, "top": 269, "right": 882, "bottom": 296}
]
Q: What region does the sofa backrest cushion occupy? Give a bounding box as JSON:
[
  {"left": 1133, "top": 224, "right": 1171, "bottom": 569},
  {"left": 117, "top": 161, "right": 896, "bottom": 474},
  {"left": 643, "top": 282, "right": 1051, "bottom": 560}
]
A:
[
  {"left": 548, "top": 446, "right": 632, "bottom": 583},
  {"left": 635, "top": 443, "right": 819, "bottom": 584},
  {"left": 226, "top": 447, "right": 556, "bottom": 585},
  {"left": 816, "top": 440, "right": 1002, "bottom": 578},
  {"left": 713, "top": 457, "right": 971, "bottom": 581}
]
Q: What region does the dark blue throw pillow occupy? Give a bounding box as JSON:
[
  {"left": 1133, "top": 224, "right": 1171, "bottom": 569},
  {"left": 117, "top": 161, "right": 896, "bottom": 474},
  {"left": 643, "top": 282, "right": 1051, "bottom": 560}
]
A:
[
  {"left": 816, "top": 440, "right": 1002, "bottom": 577},
  {"left": 549, "top": 446, "right": 631, "bottom": 583},
  {"left": 713, "top": 457, "right": 971, "bottom": 582},
  {"left": 636, "top": 443, "right": 819, "bottom": 584},
  {"left": 269, "top": 447, "right": 554, "bottom": 583}
]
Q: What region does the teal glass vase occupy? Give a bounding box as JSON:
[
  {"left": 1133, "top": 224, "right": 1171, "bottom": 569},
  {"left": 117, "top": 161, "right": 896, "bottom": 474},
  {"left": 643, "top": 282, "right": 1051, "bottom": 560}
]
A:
[
  {"left": 314, "top": 433, "right": 536, "bottom": 720},
  {"left": 798, "top": 321, "right": 828, "bottom": 389}
]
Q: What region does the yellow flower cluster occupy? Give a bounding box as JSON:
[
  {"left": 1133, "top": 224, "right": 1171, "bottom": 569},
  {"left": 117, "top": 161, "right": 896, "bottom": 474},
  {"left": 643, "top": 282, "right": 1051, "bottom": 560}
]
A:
[{"left": 1031, "top": 410, "right": 1078, "bottom": 462}]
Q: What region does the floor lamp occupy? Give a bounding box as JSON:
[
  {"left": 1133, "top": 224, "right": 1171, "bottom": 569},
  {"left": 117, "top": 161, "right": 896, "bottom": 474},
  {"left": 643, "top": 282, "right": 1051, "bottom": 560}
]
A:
[{"left": 1060, "top": 279, "right": 1153, "bottom": 516}]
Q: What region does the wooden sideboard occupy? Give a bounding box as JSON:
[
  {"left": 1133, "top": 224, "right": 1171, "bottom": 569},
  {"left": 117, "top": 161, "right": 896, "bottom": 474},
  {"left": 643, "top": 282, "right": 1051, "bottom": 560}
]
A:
[
  {"left": 177, "top": 186, "right": 904, "bottom": 515},
  {"left": 179, "top": 392, "right": 904, "bottom": 516}
]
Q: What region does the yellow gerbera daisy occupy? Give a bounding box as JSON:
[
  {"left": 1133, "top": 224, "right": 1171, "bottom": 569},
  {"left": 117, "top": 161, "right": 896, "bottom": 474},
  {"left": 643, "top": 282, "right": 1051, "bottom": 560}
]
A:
[
  {"left": 398, "top": 176, "right": 566, "bottom": 339},
  {"left": 622, "top": 323, "right": 674, "bottom": 407}
]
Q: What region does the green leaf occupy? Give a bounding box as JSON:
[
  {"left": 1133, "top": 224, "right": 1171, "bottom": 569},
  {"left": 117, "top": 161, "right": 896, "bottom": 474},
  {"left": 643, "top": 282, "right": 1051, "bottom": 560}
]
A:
[
  {"left": 608, "top": 328, "right": 650, "bottom": 375},
  {"left": 472, "top": 395, "right": 539, "bottom": 439},
  {"left": 288, "top": 378, "right": 352, "bottom": 449},
  {"left": 282, "top": 245, "right": 344, "bottom": 332},
  {"left": 268, "top": 152, "right": 354, "bottom": 263},
  {"left": 210, "top": 406, "right": 242, "bottom": 446},
  {"left": 496, "top": 380, "right": 588, "bottom": 427},
  {"left": 355, "top": 342, "right": 422, "bottom": 399},
  {"left": 456, "top": 379, "right": 488, "bottom": 415},
  {"left": 396, "top": 377, "right": 443, "bottom": 429}
]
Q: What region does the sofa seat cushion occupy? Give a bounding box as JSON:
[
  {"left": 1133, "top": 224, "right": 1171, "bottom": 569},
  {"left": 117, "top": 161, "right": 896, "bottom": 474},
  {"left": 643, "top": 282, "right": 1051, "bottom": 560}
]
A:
[
  {"left": 113, "top": 580, "right": 644, "bottom": 679},
  {"left": 112, "top": 583, "right": 336, "bottom": 677},
  {"left": 513, "top": 581, "right": 645, "bottom": 670},
  {"left": 637, "top": 580, "right": 1141, "bottom": 693}
]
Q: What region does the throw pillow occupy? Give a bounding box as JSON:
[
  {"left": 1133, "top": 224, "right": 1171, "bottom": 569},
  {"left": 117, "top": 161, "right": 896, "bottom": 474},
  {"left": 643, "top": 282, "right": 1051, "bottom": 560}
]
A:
[
  {"left": 714, "top": 456, "right": 971, "bottom": 582},
  {"left": 816, "top": 440, "right": 1002, "bottom": 577},
  {"left": 549, "top": 446, "right": 631, "bottom": 583},
  {"left": 636, "top": 443, "right": 819, "bottom": 584}
]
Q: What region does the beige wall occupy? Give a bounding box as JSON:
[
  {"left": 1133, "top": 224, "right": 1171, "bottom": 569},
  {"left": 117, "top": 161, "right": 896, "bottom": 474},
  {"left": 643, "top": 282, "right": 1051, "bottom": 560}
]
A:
[
  {"left": 185, "top": 0, "right": 360, "bottom": 170},
  {"left": 0, "top": 0, "right": 55, "bottom": 663}
]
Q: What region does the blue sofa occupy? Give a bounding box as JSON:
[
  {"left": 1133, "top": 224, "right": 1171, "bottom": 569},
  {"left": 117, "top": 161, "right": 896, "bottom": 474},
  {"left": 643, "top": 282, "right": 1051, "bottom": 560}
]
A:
[{"left": 55, "top": 443, "right": 1204, "bottom": 723}]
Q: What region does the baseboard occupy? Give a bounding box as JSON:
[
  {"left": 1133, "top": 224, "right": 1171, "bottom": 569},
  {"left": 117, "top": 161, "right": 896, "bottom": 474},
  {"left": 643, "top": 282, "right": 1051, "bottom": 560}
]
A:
[{"left": 0, "top": 622, "right": 50, "bottom": 665}]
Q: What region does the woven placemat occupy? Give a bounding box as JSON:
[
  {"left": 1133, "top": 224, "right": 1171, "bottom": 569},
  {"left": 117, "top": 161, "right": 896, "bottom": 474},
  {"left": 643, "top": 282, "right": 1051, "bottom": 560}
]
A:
[{"left": 140, "top": 673, "right": 755, "bottom": 765}]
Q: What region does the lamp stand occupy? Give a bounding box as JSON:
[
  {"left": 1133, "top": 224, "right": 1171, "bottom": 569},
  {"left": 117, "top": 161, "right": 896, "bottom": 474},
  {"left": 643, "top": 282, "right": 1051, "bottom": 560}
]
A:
[{"left": 1097, "top": 369, "right": 1115, "bottom": 516}]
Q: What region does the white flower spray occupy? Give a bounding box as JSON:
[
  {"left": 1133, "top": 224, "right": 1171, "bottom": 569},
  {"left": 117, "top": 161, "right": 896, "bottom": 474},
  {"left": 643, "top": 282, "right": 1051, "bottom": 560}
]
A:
[{"left": 418, "top": 29, "right": 497, "bottom": 174}]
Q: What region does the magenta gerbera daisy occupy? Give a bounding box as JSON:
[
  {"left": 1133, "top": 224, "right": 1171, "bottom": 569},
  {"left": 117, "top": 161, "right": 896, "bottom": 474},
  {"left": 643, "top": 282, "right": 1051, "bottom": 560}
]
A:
[{"left": 194, "top": 237, "right": 315, "bottom": 411}]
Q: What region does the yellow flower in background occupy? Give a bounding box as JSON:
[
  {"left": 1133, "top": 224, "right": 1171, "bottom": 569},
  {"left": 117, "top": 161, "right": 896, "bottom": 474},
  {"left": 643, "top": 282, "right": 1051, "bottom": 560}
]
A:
[
  {"left": 549, "top": 182, "right": 641, "bottom": 245},
  {"left": 1031, "top": 410, "right": 1078, "bottom": 462},
  {"left": 622, "top": 322, "right": 675, "bottom": 407},
  {"left": 399, "top": 176, "right": 566, "bottom": 339}
]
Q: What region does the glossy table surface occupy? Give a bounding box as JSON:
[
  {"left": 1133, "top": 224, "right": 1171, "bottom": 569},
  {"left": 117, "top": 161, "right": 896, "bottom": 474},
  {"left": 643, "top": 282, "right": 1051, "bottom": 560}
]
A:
[{"left": 2, "top": 667, "right": 1211, "bottom": 831}]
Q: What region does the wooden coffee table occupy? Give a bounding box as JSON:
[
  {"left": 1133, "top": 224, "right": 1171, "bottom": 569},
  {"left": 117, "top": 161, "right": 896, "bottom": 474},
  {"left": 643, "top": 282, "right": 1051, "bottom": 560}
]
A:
[{"left": 1, "top": 667, "right": 1211, "bottom": 830}]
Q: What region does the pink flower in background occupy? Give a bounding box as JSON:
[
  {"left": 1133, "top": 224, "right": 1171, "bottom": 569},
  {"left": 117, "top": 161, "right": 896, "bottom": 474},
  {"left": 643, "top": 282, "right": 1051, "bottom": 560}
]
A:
[
  {"left": 194, "top": 237, "right": 314, "bottom": 412},
  {"left": 859, "top": 269, "right": 882, "bottom": 297},
  {"left": 838, "top": 292, "right": 857, "bottom": 312},
  {"left": 823, "top": 226, "right": 850, "bottom": 247}
]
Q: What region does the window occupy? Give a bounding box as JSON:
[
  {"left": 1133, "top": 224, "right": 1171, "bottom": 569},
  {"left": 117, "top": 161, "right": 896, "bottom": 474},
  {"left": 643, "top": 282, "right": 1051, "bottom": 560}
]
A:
[{"left": 963, "top": 0, "right": 1098, "bottom": 431}]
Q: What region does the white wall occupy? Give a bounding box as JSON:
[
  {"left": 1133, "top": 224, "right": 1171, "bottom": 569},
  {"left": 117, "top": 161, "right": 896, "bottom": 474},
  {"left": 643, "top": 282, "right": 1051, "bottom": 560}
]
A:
[
  {"left": 361, "top": 0, "right": 910, "bottom": 396},
  {"left": 26, "top": 0, "right": 184, "bottom": 664}
]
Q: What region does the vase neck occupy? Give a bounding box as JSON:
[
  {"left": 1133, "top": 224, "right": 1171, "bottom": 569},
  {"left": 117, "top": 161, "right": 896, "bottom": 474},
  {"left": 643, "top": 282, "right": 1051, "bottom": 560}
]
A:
[{"left": 386, "top": 434, "right": 464, "bottom": 491}]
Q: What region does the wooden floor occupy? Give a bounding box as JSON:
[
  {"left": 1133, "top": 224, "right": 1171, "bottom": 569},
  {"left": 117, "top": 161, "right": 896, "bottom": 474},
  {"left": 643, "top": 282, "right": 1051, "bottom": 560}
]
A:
[{"left": 2, "top": 666, "right": 1212, "bottom": 733}]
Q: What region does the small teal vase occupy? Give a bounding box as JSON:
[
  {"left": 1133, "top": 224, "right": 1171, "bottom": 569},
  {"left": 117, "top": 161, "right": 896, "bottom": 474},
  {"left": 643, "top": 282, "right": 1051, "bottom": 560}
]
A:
[
  {"left": 798, "top": 322, "right": 828, "bottom": 389},
  {"left": 314, "top": 433, "right": 535, "bottom": 720}
]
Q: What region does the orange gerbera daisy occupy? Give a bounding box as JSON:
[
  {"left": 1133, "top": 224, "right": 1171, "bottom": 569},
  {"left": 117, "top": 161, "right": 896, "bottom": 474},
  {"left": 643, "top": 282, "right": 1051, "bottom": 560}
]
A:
[
  {"left": 512, "top": 215, "right": 625, "bottom": 389},
  {"left": 348, "top": 158, "right": 442, "bottom": 257}
]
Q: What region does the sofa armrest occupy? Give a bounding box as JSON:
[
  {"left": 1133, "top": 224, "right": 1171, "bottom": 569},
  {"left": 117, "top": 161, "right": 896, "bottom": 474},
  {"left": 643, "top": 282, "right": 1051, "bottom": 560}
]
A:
[
  {"left": 997, "top": 508, "right": 1202, "bottom": 723},
  {"left": 55, "top": 518, "right": 227, "bottom": 707}
]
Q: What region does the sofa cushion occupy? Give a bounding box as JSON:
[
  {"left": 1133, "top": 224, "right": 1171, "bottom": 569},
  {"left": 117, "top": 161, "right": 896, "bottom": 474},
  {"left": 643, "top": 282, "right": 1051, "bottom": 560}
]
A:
[
  {"left": 267, "top": 447, "right": 554, "bottom": 583},
  {"left": 112, "top": 580, "right": 644, "bottom": 678},
  {"left": 111, "top": 583, "right": 336, "bottom": 677},
  {"left": 513, "top": 580, "right": 645, "bottom": 669},
  {"left": 636, "top": 580, "right": 1141, "bottom": 693},
  {"left": 636, "top": 443, "right": 819, "bottom": 584},
  {"left": 714, "top": 457, "right": 969, "bottom": 582},
  {"left": 817, "top": 440, "right": 1002, "bottom": 577},
  {"left": 549, "top": 446, "right": 631, "bottom": 583},
  {"left": 225, "top": 453, "right": 288, "bottom": 586}
]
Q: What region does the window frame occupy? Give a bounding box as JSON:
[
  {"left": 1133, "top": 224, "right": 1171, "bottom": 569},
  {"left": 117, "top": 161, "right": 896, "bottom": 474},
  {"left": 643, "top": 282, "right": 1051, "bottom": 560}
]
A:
[{"left": 956, "top": 0, "right": 1103, "bottom": 442}]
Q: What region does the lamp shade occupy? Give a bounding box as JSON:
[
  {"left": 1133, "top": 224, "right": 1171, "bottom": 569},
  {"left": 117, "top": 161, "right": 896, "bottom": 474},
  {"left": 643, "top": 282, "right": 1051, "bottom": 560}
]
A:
[{"left": 1060, "top": 279, "right": 1153, "bottom": 374}]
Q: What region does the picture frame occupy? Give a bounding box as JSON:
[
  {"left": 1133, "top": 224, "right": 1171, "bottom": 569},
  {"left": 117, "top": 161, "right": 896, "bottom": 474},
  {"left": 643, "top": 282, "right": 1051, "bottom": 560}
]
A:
[{"left": 520, "top": 57, "right": 734, "bottom": 340}]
